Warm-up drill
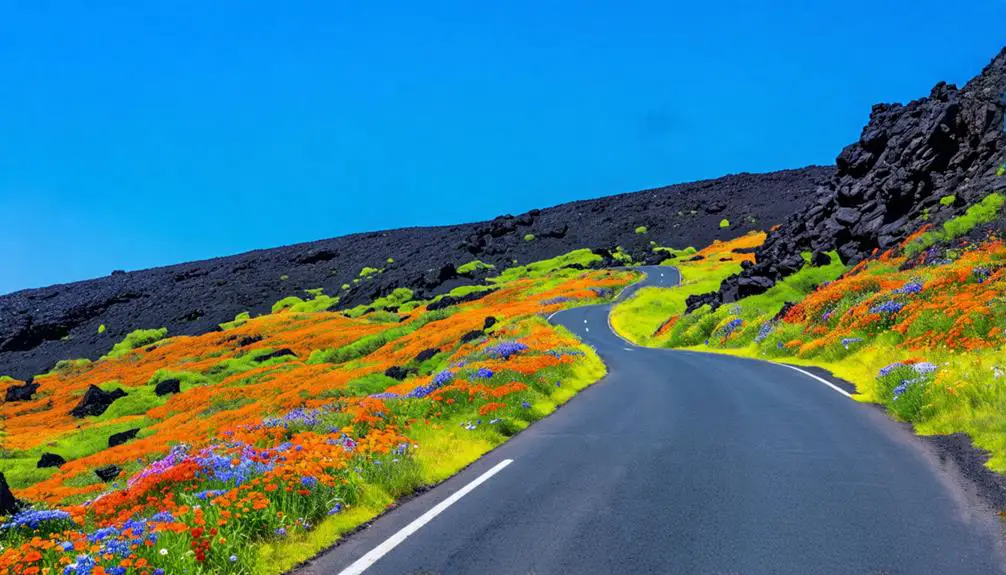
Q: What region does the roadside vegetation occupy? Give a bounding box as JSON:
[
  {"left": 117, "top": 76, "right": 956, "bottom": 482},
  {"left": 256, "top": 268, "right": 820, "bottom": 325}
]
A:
[
  {"left": 612, "top": 191, "right": 1006, "bottom": 473},
  {"left": 0, "top": 253, "right": 635, "bottom": 575}
]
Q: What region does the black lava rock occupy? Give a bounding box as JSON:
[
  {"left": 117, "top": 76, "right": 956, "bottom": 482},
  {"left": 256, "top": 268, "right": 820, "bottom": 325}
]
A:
[
  {"left": 70, "top": 385, "right": 127, "bottom": 418},
  {"left": 483, "top": 316, "right": 497, "bottom": 330},
  {"left": 811, "top": 251, "right": 832, "bottom": 266},
  {"left": 37, "top": 452, "right": 66, "bottom": 468},
  {"left": 427, "top": 289, "right": 496, "bottom": 312},
  {"left": 5, "top": 379, "right": 39, "bottom": 402},
  {"left": 715, "top": 48, "right": 1006, "bottom": 301},
  {"left": 154, "top": 378, "right": 181, "bottom": 396},
  {"left": 108, "top": 428, "right": 140, "bottom": 447},
  {"left": 414, "top": 348, "right": 440, "bottom": 362},
  {"left": 460, "top": 330, "right": 484, "bottom": 344},
  {"left": 237, "top": 335, "right": 263, "bottom": 347},
  {"left": 385, "top": 366, "right": 410, "bottom": 381},
  {"left": 0, "top": 473, "right": 22, "bottom": 515},
  {"left": 253, "top": 348, "right": 297, "bottom": 363},
  {"left": 95, "top": 465, "right": 121, "bottom": 482}
]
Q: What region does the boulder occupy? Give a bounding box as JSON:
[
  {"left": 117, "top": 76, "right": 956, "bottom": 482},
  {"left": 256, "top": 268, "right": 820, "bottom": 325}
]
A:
[
  {"left": 811, "top": 251, "right": 832, "bottom": 266},
  {"left": 154, "top": 378, "right": 181, "bottom": 396},
  {"left": 0, "top": 473, "right": 22, "bottom": 515},
  {"left": 108, "top": 428, "right": 140, "bottom": 448},
  {"left": 237, "top": 335, "right": 262, "bottom": 347},
  {"left": 37, "top": 452, "right": 66, "bottom": 469},
  {"left": 253, "top": 348, "right": 297, "bottom": 363},
  {"left": 70, "top": 385, "right": 127, "bottom": 418},
  {"left": 95, "top": 465, "right": 121, "bottom": 482},
  {"left": 414, "top": 348, "right": 440, "bottom": 362},
  {"left": 5, "top": 379, "right": 39, "bottom": 402},
  {"left": 460, "top": 330, "right": 484, "bottom": 344},
  {"left": 384, "top": 366, "right": 409, "bottom": 381},
  {"left": 483, "top": 316, "right": 497, "bottom": 330}
]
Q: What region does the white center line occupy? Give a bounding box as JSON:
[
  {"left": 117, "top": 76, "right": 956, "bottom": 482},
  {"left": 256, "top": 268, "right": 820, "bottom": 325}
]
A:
[{"left": 337, "top": 459, "right": 514, "bottom": 575}]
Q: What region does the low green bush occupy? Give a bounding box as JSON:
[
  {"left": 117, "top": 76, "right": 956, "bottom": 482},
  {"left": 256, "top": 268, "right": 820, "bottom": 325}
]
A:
[
  {"left": 219, "top": 312, "right": 251, "bottom": 330},
  {"left": 97, "top": 324, "right": 106, "bottom": 334},
  {"left": 524, "top": 234, "right": 535, "bottom": 242},
  {"left": 103, "top": 328, "right": 168, "bottom": 360},
  {"left": 939, "top": 194, "right": 956, "bottom": 207},
  {"left": 719, "top": 219, "right": 730, "bottom": 229},
  {"left": 904, "top": 193, "right": 1005, "bottom": 257},
  {"left": 457, "top": 260, "right": 495, "bottom": 275},
  {"left": 635, "top": 226, "right": 648, "bottom": 234}
]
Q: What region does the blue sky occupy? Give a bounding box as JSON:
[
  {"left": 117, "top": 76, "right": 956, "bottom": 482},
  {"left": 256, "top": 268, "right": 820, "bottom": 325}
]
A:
[{"left": 1, "top": 1, "right": 1004, "bottom": 294}]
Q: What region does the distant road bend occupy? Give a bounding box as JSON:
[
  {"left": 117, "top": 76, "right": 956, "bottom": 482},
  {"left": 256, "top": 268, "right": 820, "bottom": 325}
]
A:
[{"left": 300, "top": 267, "right": 1006, "bottom": 575}]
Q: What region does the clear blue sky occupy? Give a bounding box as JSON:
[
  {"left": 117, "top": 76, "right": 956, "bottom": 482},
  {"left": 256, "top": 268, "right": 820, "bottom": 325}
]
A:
[{"left": 1, "top": 1, "right": 1004, "bottom": 294}]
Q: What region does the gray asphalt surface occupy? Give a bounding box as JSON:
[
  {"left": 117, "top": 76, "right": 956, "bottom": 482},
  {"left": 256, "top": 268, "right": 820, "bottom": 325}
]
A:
[{"left": 299, "top": 266, "right": 1006, "bottom": 575}]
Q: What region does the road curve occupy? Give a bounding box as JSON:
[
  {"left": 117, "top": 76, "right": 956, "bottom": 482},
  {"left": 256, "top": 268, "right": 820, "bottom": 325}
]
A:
[{"left": 298, "top": 266, "right": 1005, "bottom": 575}]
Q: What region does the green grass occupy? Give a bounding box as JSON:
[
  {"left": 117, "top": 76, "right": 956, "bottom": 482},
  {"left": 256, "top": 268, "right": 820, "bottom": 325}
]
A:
[
  {"left": 635, "top": 225, "right": 648, "bottom": 234},
  {"left": 359, "top": 266, "right": 381, "bottom": 278},
  {"left": 97, "top": 324, "right": 106, "bottom": 334},
  {"left": 342, "top": 288, "right": 414, "bottom": 318},
  {"left": 523, "top": 233, "right": 535, "bottom": 242},
  {"left": 219, "top": 311, "right": 251, "bottom": 330},
  {"left": 939, "top": 194, "right": 956, "bottom": 207},
  {"left": 719, "top": 218, "right": 730, "bottom": 229},
  {"left": 309, "top": 309, "right": 452, "bottom": 364},
  {"left": 903, "top": 193, "right": 1005, "bottom": 257},
  {"left": 457, "top": 260, "right": 495, "bottom": 275},
  {"left": 103, "top": 328, "right": 168, "bottom": 360}
]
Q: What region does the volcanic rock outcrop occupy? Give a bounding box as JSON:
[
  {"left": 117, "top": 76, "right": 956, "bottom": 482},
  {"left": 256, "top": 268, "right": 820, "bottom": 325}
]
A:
[{"left": 705, "top": 48, "right": 1006, "bottom": 308}]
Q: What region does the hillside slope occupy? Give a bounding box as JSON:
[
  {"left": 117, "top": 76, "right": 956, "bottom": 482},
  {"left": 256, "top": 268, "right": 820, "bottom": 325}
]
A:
[{"left": 0, "top": 167, "right": 831, "bottom": 380}]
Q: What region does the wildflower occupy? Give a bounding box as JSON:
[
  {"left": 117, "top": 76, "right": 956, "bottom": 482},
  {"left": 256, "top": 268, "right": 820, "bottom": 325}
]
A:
[
  {"left": 841, "top": 337, "right": 863, "bottom": 349},
  {"left": 754, "top": 321, "right": 776, "bottom": 343},
  {"left": 870, "top": 301, "right": 904, "bottom": 314},
  {"left": 522, "top": 401, "right": 531, "bottom": 409},
  {"left": 369, "top": 392, "right": 400, "bottom": 399},
  {"left": 911, "top": 362, "right": 938, "bottom": 376},
  {"left": 878, "top": 363, "right": 904, "bottom": 377},
  {"left": 328, "top": 503, "right": 343, "bottom": 515},
  {"left": 893, "top": 281, "right": 923, "bottom": 295},
  {"left": 719, "top": 318, "right": 743, "bottom": 338},
  {"left": 474, "top": 367, "right": 494, "bottom": 379},
  {"left": 484, "top": 341, "right": 529, "bottom": 360},
  {"left": 541, "top": 296, "right": 574, "bottom": 306},
  {"left": 300, "top": 475, "right": 318, "bottom": 488},
  {"left": 159, "top": 548, "right": 169, "bottom": 556},
  {"left": 1, "top": 508, "right": 73, "bottom": 530},
  {"left": 275, "top": 527, "right": 287, "bottom": 537},
  {"left": 230, "top": 555, "right": 238, "bottom": 562}
]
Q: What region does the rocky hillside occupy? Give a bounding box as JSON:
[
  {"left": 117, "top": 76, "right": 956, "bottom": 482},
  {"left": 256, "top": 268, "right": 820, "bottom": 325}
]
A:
[
  {"left": 0, "top": 167, "right": 831, "bottom": 380},
  {"left": 708, "top": 47, "right": 1006, "bottom": 306}
]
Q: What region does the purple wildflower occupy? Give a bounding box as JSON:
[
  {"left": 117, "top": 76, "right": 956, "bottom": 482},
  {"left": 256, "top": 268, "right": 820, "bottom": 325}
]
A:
[
  {"left": 484, "top": 341, "right": 529, "bottom": 360},
  {"left": 870, "top": 301, "right": 904, "bottom": 314}
]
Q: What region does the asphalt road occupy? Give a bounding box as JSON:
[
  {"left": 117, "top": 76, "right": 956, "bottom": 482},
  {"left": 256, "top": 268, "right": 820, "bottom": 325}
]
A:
[{"left": 299, "top": 266, "right": 1005, "bottom": 575}]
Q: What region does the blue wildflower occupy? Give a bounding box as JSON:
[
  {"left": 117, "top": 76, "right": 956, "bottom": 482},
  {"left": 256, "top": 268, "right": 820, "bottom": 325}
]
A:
[
  {"left": 275, "top": 527, "right": 287, "bottom": 537},
  {"left": 328, "top": 503, "right": 344, "bottom": 515},
  {"left": 754, "top": 321, "right": 776, "bottom": 343},
  {"left": 1, "top": 508, "right": 73, "bottom": 531},
  {"left": 893, "top": 281, "right": 923, "bottom": 295},
  {"left": 474, "top": 367, "right": 494, "bottom": 379},
  {"left": 300, "top": 475, "right": 318, "bottom": 488},
  {"left": 841, "top": 337, "right": 863, "bottom": 349},
  {"left": 870, "top": 301, "right": 904, "bottom": 314},
  {"left": 484, "top": 341, "right": 529, "bottom": 360}
]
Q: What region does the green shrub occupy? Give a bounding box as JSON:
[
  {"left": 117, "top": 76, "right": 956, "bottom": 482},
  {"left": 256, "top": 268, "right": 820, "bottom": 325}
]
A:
[
  {"left": 719, "top": 219, "right": 730, "bottom": 229},
  {"left": 997, "top": 165, "right": 1005, "bottom": 177},
  {"left": 280, "top": 275, "right": 289, "bottom": 281},
  {"left": 939, "top": 194, "right": 956, "bottom": 207},
  {"left": 523, "top": 234, "right": 535, "bottom": 242},
  {"left": 103, "top": 328, "right": 168, "bottom": 359},
  {"left": 635, "top": 226, "right": 648, "bottom": 235},
  {"left": 97, "top": 324, "right": 106, "bottom": 334},
  {"left": 359, "top": 267, "right": 381, "bottom": 278},
  {"left": 272, "top": 296, "right": 305, "bottom": 314},
  {"left": 341, "top": 283, "right": 351, "bottom": 290},
  {"left": 457, "top": 260, "right": 495, "bottom": 275},
  {"left": 219, "top": 311, "right": 251, "bottom": 330},
  {"left": 386, "top": 258, "right": 395, "bottom": 264}
]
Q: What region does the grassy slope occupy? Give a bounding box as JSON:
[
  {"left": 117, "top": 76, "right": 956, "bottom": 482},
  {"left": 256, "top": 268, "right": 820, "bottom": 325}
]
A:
[{"left": 0, "top": 251, "right": 632, "bottom": 575}]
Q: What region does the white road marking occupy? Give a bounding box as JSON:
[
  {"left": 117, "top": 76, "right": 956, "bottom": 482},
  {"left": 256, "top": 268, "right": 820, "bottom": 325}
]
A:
[
  {"left": 337, "top": 459, "right": 514, "bottom": 575},
  {"left": 584, "top": 319, "right": 588, "bottom": 323},
  {"left": 623, "top": 347, "right": 633, "bottom": 352},
  {"left": 585, "top": 327, "right": 590, "bottom": 333},
  {"left": 772, "top": 362, "right": 853, "bottom": 399}
]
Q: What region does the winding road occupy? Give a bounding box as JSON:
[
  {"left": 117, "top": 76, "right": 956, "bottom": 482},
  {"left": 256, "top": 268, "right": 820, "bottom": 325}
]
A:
[{"left": 299, "top": 267, "right": 1005, "bottom": 574}]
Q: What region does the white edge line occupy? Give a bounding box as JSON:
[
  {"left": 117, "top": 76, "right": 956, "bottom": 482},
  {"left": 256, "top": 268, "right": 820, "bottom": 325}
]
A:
[
  {"left": 773, "top": 362, "right": 853, "bottom": 399},
  {"left": 337, "top": 459, "right": 514, "bottom": 575}
]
